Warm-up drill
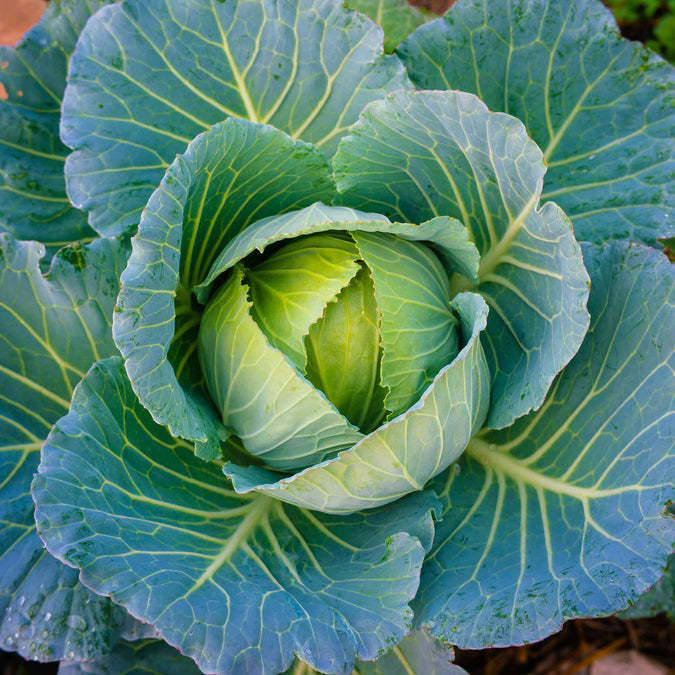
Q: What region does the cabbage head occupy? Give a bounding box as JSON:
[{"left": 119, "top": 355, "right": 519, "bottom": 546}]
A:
[
  {"left": 192, "top": 201, "right": 491, "bottom": 511},
  {"left": 0, "top": 0, "right": 673, "bottom": 673}
]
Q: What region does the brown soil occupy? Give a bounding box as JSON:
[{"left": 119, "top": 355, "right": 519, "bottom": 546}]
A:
[
  {"left": 455, "top": 614, "right": 675, "bottom": 674},
  {"left": 0, "top": 0, "right": 45, "bottom": 46}
]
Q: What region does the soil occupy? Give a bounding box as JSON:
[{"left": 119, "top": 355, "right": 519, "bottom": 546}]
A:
[
  {"left": 454, "top": 614, "right": 675, "bottom": 674},
  {"left": 0, "top": 0, "right": 45, "bottom": 46}
]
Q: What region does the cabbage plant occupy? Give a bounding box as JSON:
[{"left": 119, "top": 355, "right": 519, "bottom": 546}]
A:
[{"left": 0, "top": 0, "right": 673, "bottom": 673}]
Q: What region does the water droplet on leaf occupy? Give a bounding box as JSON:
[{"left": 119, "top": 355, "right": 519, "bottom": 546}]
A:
[{"left": 68, "top": 615, "right": 86, "bottom": 631}]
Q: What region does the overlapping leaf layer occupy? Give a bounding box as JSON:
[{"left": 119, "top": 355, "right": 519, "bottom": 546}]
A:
[
  {"left": 61, "top": 0, "right": 409, "bottom": 235},
  {"left": 0, "top": 234, "right": 141, "bottom": 662},
  {"left": 0, "top": 0, "right": 110, "bottom": 249},
  {"left": 415, "top": 242, "right": 674, "bottom": 647},
  {"left": 33, "top": 357, "right": 438, "bottom": 674},
  {"left": 399, "top": 0, "right": 675, "bottom": 246},
  {"left": 0, "top": 0, "right": 672, "bottom": 673}
]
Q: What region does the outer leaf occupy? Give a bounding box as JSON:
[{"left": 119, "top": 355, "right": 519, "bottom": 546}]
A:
[
  {"left": 347, "top": 0, "right": 431, "bottom": 53},
  {"left": 33, "top": 357, "right": 438, "bottom": 675},
  {"left": 354, "top": 629, "right": 467, "bottom": 675},
  {"left": 398, "top": 0, "right": 675, "bottom": 246},
  {"left": 113, "top": 119, "right": 334, "bottom": 460},
  {"left": 61, "top": 0, "right": 410, "bottom": 236},
  {"left": 0, "top": 0, "right": 109, "bottom": 249},
  {"left": 619, "top": 553, "right": 675, "bottom": 620},
  {"left": 284, "top": 629, "right": 468, "bottom": 674},
  {"left": 224, "top": 291, "right": 489, "bottom": 514},
  {"left": 196, "top": 203, "right": 479, "bottom": 303},
  {"left": 63, "top": 631, "right": 466, "bottom": 675},
  {"left": 415, "top": 242, "right": 674, "bottom": 648},
  {"left": 0, "top": 234, "right": 137, "bottom": 661},
  {"left": 334, "top": 89, "right": 590, "bottom": 428},
  {"left": 58, "top": 638, "right": 202, "bottom": 675}
]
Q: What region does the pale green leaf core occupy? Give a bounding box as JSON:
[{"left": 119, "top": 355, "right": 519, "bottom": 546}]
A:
[
  {"left": 247, "top": 233, "right": 361, "bottom": 370},
  {"left": 246, "top": 231, "right": 390, "bottom": 435},
  {"left": 352, "top": 231, "right": 459, "bottom": 418},
  {"left": 224, "top": 290, "right": 490, "bottom": 514},
  {"left": 198, "top": 266, "right": 364, "bottom": 471},
  {"left": 305, "top": 263, "right": 388, "bottom": 434},
  {"left": 199, "top": 226, "right": 462, "bottom": 465}
]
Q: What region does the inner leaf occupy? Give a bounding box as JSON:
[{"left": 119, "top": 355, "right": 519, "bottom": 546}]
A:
[
  {"left": 305, "top": 264, "right": 388, "bottom": 434},
  {"left": 352, "top": 231, "right": 459, "bottom": 418},
  {"left": 247, "top": 233, "right": 361, "bottom": 370},
  {"left": 198, "top": 265, "right": 364, "bottom": 470}
]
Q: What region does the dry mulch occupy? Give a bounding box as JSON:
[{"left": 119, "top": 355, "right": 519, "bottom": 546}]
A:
[{"left": 455, "top": 615, "right": 675, "bottom": 674}]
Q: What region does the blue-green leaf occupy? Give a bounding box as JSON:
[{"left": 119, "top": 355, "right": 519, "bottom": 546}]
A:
[
  {"left": 58, "top": 638, "right": 202, "bottom": 675},
  {"left": 225, "top": 291, "right": 489, "bottom": 513},
  {"left": 619, "top": 553, "right": 675, "bottom": 620},
  {"left": 283, "top": 628, "right": 467, "bottom": 674},
  {"left": 334, "top": 89, "right": 590, "bottom": 428},
  {"left": 353, "top": 629, "right": 467, "bottom": 675},
  {"left": 0, "top": 234, "right": 137, "bottom": 661},
  {"left": 33, "top": 357, "right": 438, "bottom": 675},
  {"left": 415, "top": 241, "right": 674, "bottom": 648},
  {"left": 113, "top": 119, "right": 334, "bottom": 460},
  {"left": 61, "top": 630, "right": 468, "bottom": 675},
  {"left": 0, "top": 0, "right": 109, "bottom": 250},
  {"left": 346, "top": 0, "right": 431, "bottom": 53},
  {"left": 398, "top": 0, "right": 675, "bottom": 246},
  {"left": 61, "top": 0, "right": 409, "bottom": 236}
]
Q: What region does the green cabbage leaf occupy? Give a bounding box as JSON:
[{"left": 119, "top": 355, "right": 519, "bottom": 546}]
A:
[{"left": 0, "top": 0, "right": 672, "bottom": 673}]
